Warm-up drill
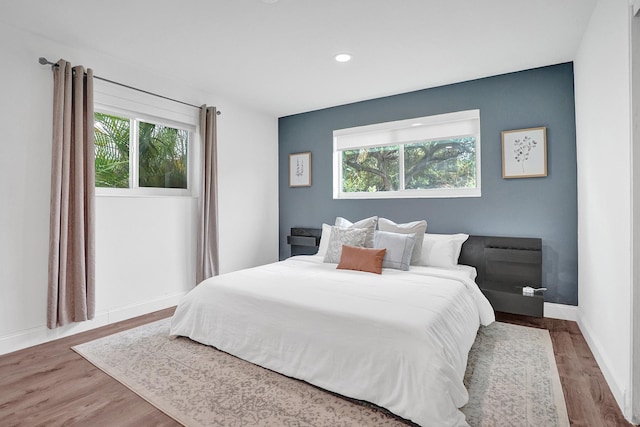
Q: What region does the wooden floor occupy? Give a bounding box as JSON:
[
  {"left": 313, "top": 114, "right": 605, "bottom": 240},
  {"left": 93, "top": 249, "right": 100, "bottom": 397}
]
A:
[
  {"left": 495, "top": 312, "right": 633, "bottom": 427},
  {"left": 0, "top": 309, "right": 633, "bottom": 427}
]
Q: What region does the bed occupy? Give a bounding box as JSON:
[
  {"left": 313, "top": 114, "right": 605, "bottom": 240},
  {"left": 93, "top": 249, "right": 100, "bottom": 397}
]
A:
[{"left": 171, "top": 222, "right": 498, "bottom": 426}]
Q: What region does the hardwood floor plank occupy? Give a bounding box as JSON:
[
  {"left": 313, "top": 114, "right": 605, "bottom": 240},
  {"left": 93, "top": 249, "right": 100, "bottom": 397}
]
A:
[
  {"left": 570, "top": 331, "right": 601, "bottom": 371},
  {"left": 0, "top": 308, "right": 633, "bottom": 426},
  {"left": 551, "top": 331, "right": 576, "bottom": 358},
  {"left": 586, "top": 372, "right": 630, "bottom": 427},
  {"left": 560, "top": 376, "right": 604, "bottom": 427}
]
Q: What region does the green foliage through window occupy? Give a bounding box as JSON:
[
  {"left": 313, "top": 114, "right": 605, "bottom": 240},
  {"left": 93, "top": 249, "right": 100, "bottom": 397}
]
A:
[
  {"left": 138, "top": 122, "right": 188, "bottom": 189},
  {"left": 342, "top": 146, "right": 400, "bottom": 192},
  {"left": 94, "top": 112, "right": 189, "bottom": 190},
  {"left": 340, "top": 138, "right": 476, "bottom": 193},
  {"left": 404, "top": 138, "right": 476, "bottom": 190},
  {"left": 94, "top": 112, "right": 130, "bottom": 188}
]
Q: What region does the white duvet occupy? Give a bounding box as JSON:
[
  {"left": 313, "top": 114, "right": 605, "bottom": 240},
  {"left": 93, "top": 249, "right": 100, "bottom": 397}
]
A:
[{"left": 170, "top": 255, "right": 495, "bottom": 427}]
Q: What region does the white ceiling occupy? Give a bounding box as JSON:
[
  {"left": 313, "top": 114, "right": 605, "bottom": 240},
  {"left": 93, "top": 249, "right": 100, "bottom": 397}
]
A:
[{"left": 2, "top": 0, "right": 597, "bottom": 117}]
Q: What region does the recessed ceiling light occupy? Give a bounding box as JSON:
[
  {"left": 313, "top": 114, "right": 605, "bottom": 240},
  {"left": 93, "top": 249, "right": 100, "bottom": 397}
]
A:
[
  {"left": 334, "top": 53, "right": 352, "bottom": 63},
  {"left": 261, "top": 0, "right": 278, "bottom": 3}
]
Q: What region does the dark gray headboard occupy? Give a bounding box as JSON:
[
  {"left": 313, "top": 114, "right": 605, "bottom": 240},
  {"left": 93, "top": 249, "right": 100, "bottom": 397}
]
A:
[
  {"left": 287, "top": 228, "right": 544, "bottom": 316},
  {"left": 458, "top": 235, "right": 542, "bottom": 287},
  {"left": 288, "top": 228, "right": 541, "bottom": 284}
]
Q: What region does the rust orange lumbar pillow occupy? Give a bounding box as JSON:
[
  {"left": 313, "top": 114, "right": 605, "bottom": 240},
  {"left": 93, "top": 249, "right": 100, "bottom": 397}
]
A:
[{"left": 337, "top": 244, "right": 387, "bottom": 274}]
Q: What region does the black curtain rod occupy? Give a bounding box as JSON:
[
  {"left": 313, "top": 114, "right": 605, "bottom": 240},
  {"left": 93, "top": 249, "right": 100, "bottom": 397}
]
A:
[{"left": 39, "top": 57, "right": 221, "bottom": 115}]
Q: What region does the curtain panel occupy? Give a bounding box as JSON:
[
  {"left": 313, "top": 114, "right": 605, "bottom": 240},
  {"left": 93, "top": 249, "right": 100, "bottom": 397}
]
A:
[
  {"left": 197, "top": 105, "right": 220, "bottom": 283},
  {"left": 47, "top": 59, "right": 96, "bottom": 328}
]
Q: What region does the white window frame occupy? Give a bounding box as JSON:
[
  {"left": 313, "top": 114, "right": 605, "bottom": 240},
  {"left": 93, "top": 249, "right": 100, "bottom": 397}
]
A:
[
  {"left": 94, "top": 82, "right": 199, "bottom": 198},
  {"left": 333, "top": 109, "right": 481, "bottom": 199}
]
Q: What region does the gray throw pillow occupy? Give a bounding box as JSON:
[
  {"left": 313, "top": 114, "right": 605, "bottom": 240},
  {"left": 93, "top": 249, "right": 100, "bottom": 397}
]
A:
[
  {"left": 378, "top": 218, "right": 427, "bottom": 265},
  {"left": 323, "top": 226, "right": 368, "bottom": 264},
  {"left": 334, "top": 216, "right": 378, "bottom": 248},
  {"left": 374, "top": 230, "right": 416, "bottom": 271}
]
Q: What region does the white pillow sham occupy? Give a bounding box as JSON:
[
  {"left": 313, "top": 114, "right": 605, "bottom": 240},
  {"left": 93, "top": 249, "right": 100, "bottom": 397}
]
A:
[
  {"left": 419, "top": 233, "right": 469, "bottom": 268},
  {"left": 377, "top": 218, "right": 427, "bottom": 265},
  {"left": 317, "top": 223, "right": 332, "bottom": 257},
  {"left": 335, "top": 216, "right": 378, "bottom": 248}
]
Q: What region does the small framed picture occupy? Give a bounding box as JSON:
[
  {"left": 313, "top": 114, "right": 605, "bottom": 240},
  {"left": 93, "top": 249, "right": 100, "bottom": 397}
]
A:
[
  {"left": 502, "top": 127, "right": 547, "bottom": 178},
  {"left": 289, "top": 152, "right": 312, "bottom": 187}
]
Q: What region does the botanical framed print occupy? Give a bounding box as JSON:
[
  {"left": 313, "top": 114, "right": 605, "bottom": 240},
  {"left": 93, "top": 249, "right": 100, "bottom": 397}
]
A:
[
  {"left": 289, "top": 152, "right": 312, "bottom": 187},
  {"left": 501, "top": 127, "right": 547, "bottom": 178}
]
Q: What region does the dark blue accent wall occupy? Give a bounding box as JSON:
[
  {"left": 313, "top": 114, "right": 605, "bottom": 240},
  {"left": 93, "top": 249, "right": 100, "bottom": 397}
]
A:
[{"left": 278, "top": 63, "right": 577, "bottom": 305}]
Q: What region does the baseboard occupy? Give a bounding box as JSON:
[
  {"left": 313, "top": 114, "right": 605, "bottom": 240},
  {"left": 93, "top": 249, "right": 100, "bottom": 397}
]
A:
[
  {"left": 0, "top": 292, "right": 187, "bottom": 356},
  {"left": 544, "top": 302, "right": 579, "bottom": 321}
]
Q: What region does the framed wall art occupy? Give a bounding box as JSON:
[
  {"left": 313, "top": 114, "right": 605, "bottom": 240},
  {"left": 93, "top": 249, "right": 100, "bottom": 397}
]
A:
[
  {"left": 501, "top": 127, "right": 547, "bottom": 178},
  {"left": 289, "top": 152, "right": 312, "bottom": 187}
]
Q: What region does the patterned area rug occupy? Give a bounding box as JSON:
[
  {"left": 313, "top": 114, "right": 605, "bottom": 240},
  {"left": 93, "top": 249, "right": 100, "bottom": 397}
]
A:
[
  {"left": 73, "top": 320, "right": 569, "bottom": 427},
  {"left": 462, "top": 322, "right": 569, "bottom": 427}
]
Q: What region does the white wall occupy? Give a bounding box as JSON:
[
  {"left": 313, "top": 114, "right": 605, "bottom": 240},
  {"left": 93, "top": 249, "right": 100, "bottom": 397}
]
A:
[
  {"left": 0, "top": 23, "right": 279, "bottom": 354},
  {"left": 632, "top": 3, "right": 640, "bottom": 422},
  {"left": 574, "top": 0, "right": 633, "bottom": 417}
]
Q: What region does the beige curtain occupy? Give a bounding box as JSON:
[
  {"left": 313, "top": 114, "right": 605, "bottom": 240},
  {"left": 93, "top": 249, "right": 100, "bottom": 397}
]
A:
[
  {"left": 197, "top": 106, "right": 220, "bottom": 283},
  {"left": 47, "top": 59, "right": 96, "bottom": 328}
]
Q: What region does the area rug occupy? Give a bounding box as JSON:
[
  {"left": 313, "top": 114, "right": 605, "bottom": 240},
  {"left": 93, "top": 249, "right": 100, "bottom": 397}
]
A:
[
  {"left": 462, "top": 322, "right": 569, "bottom": 427},
  {"left": 73, "top": 319, "right": 569, "bottom": 427}
]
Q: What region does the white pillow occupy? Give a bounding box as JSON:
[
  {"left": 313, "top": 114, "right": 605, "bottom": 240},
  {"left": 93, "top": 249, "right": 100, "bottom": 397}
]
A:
[
  {"left": 419, "top": 233, "right": 469, "bottom": 268},
  {"left": 373, "top": 230, "right": 416, "bottom": 271},
  {"left": 335, "top": 216, "right": 378, "bottom": 248},
  {"left": 377, "top": 218, "right": 427, "bottom": 265},
  {"left": 323, "top": 226, "right": 368, "bottom": 264},
  {"left": 316, "top": 223, "right": 332, "bottom": 257}
]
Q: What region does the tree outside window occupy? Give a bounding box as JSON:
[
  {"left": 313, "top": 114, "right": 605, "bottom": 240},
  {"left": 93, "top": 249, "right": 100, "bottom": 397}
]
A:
[{"left": 94, "top": 112, "right": 189, "bottom": 190}]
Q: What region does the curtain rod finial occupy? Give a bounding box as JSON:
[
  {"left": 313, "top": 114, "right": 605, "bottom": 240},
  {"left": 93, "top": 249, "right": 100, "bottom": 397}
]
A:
[{"left": 38, "top": 57, "right": 49, "bottom": 65}]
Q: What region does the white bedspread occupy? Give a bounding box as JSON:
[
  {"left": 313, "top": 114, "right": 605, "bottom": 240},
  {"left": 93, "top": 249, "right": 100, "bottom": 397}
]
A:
[{"left": 170, "top": 255, "right": 494, "bottom": 427}]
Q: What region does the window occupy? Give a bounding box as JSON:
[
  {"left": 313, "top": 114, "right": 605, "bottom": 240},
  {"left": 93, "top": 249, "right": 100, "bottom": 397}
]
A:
[
  {"left": 333, "top": 110, "right": 481, "bottom": 199},
  {"left": 94, "top": 110, "right": 193, "bottom": 195}
]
